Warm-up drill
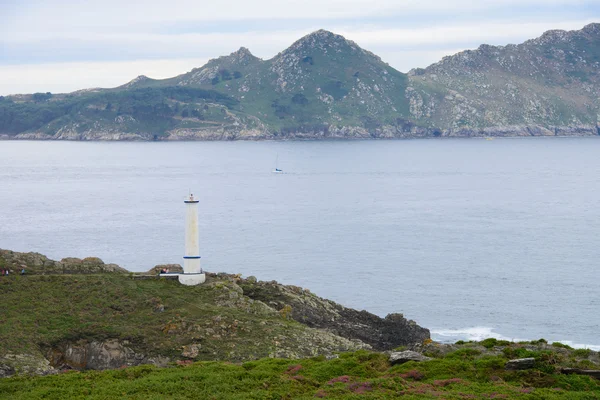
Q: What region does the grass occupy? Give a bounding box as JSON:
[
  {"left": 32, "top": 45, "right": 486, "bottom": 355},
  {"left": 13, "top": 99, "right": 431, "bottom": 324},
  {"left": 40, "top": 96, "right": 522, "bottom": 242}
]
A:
[
  {"left": 2, "top": 273, "right": 599, "bottom": 398},
  {"left": 0, "top": 274, "right": 339, "bottom": 364},
  {"left": 1, "top": 350, "right": 599, "bottom": 399}
]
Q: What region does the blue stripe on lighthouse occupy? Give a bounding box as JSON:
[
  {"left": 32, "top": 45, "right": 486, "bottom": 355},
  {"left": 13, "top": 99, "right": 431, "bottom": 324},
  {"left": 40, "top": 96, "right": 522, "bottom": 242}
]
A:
[{"left": 183, "top": 256, "right": 201, "bottom": 259}]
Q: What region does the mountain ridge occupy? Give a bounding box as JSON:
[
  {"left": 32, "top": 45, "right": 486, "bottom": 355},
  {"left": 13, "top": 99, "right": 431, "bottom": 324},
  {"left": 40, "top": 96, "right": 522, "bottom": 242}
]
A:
[{"left": 1, "top": 25, "right": 599, "bottom": 140}]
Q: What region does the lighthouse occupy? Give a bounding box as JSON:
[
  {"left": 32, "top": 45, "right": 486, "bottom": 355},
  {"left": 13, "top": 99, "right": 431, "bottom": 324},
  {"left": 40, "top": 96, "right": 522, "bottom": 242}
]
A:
[{"left": 179, "top": 193, "right": 206, "bottom": 286}]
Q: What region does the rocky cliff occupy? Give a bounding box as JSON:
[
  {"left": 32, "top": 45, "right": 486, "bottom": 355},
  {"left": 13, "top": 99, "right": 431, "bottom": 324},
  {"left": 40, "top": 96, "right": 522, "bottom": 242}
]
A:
[
  {"left": 407, "top": 23, "right": 600, "bottom": 136},
  {"left": 1, "top": 24, "right": 598, "bottom": 140},
  {"left": 0, "top": 250, "right": 429, "bottom": 377}
]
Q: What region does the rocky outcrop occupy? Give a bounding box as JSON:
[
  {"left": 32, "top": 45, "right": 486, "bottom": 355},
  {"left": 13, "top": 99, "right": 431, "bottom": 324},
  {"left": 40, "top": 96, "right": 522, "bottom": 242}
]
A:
[
  {"left": 48, "top": 340, "right": 169, "bottom": 371},
  {"left": 238, "top": 276, "right": 430, "bottom": 350},
  {"left": 1, "top": 249, "right": 429, "bottom": 376},
  {"left": 0, "top": 249, "right": 128, "bottom": 274},
  {"left": 0, "top": 353, "right": 55, "bottom": 377},
  {"left": 389, "top": 350, "right": 432, "bottom": 365}
]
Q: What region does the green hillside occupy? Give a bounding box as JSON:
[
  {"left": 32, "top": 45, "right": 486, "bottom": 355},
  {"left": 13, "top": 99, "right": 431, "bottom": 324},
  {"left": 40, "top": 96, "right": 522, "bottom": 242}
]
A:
[{"left": 0, "top": 249, "right": 428, "bottom": 376}]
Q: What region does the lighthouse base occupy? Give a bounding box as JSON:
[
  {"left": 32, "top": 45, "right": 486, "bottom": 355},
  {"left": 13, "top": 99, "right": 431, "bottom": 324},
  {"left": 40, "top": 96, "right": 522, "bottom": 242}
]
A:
[{"left": 178, "top": 273, "right": 206, "bottom": 286}]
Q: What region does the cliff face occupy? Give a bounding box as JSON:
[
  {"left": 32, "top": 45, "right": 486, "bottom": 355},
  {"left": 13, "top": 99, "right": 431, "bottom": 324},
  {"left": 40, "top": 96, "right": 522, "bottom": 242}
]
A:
[
  {"left": 1, "top": 24, "right": 599, "bottom": 140},
  {"left": 0, "top": 250, "right": 429, "bottom": 377}
]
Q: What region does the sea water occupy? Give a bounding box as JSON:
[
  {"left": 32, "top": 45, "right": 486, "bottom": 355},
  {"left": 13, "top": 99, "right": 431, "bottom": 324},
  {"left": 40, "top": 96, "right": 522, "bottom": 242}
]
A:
[{"left": 0, "top": 138, "right": 598, "bottom": 348}]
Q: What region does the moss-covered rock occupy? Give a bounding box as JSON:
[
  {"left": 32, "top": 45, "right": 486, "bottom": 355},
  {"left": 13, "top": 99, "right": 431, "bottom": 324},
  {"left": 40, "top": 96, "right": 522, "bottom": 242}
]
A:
[{"left": 0, "top": 249, "right": 128, "bottom": 275}]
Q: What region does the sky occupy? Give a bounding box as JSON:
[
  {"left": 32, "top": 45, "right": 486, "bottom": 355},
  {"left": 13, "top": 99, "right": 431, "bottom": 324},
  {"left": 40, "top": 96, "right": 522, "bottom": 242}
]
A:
[{"left": 0, "top": 0, "right": 599, "bottom": 95}]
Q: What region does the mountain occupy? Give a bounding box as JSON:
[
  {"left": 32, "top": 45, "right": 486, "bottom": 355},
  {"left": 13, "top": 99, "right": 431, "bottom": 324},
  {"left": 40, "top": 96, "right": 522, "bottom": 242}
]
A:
[
  {"left": 1, "top": 25, "right": 599, "bottom": 140},
  {"left": 122, "top": 29, "right": 412, "bottom": 139},
  {"left": 407, "top": 23, "right": 600, "bottom": 136}
]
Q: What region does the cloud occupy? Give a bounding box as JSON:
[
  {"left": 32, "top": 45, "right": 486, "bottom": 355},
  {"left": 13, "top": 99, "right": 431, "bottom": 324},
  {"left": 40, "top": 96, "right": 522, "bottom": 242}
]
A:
[
  {"left": 3, "top": 18, "right": 595, "bottom": 65},
  {"left": 0, "top": 58, "right": 207, "bottom": 95},
  {"left": 1, "top": 0, "right": 598, "bottom": 93},
  {"left": 4, "top": 0, "right": 594, "bottom": 28},
  {"left": 340, "top": 19, "right": 599, "bottom": 48}
]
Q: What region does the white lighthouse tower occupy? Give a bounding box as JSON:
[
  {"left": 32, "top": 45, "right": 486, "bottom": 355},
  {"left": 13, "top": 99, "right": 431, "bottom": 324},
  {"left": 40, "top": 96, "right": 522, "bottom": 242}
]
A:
[{"left": 178, "top": 193, "right": 206, "bottom": 286}]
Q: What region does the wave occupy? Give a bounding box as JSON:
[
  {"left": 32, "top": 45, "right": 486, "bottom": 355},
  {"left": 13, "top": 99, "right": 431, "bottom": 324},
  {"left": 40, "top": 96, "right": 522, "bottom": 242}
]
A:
[
  {"left": 431, "top": 326, "right": 523, "bottom": 342},
  {"left": 431, "top": 326, "right": 600, "bottom": 350}
]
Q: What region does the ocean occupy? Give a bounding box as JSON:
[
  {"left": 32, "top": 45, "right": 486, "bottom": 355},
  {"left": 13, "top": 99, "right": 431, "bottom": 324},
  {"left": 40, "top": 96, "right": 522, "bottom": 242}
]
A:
[{"left": 0, "top": 137, "right": 598, "bottom": 348}]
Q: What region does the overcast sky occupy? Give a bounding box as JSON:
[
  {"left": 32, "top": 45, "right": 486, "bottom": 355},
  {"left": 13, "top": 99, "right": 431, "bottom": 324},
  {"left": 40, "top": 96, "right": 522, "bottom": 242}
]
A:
[{"left": 1, "top": 0, "right": 598, "bottom": 95}]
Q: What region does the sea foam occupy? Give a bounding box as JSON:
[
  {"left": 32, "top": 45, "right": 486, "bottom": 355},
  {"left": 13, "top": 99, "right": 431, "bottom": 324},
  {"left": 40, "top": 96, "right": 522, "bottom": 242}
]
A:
[{"left": 432, "top": 327, "right": 600, "bottom": 350}]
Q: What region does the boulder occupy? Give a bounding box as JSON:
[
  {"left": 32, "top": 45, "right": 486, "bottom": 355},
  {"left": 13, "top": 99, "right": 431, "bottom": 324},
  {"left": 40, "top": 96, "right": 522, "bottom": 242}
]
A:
[
  {"left": 505, "top": 357, "right": 535, "bottom": 370},
  {"left": 389, "top": 350, "right": 432, "bottom": 365}
]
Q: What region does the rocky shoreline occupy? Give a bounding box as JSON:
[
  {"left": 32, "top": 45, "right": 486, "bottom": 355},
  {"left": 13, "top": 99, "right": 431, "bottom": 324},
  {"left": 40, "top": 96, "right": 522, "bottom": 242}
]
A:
[{"left": 0, "top": 123, "right": 598, "bottom": 141}]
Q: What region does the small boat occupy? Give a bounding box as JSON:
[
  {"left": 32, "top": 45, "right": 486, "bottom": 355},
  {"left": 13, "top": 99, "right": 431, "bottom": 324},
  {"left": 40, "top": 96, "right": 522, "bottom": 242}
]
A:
[{"left": 272, "top": 154, "right": 283, "bottom": 173}]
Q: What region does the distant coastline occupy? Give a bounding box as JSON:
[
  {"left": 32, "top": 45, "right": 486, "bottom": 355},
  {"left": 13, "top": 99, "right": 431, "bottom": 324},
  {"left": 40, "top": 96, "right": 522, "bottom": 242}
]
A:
[{"left": 0, "top": 123, "right": 598, "bottom": 141}]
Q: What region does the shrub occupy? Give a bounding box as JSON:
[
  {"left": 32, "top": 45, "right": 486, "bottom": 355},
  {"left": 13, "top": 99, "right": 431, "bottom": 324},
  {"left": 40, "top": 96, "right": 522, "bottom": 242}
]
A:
[
  {"left": 291, "top": 93, "right": 308, "bottom": 105},
  {"left": 530, "top": 338, "right": 548, "bottom": 344},
  {"left": 446, "top": 348, "right": 482, "bottom": 360},
  {"left": 502, "top": 347, "right": 539, "bottom": 359},
  {"left": 279, "top": 304, "right": 292, "bottom": 319},
  {"left": 552, "top": 342, "right": 573, "bottom": 350},
  {"left": 573, "top": 349, "right": 591, "bottom": 358},
  {"left": 481, "top": 338, "right": 499, "bottom": 349}
]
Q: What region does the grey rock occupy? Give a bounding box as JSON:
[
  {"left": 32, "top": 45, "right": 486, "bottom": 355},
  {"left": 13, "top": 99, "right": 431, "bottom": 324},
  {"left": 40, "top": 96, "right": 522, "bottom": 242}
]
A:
[
  {"left": 238, "top": 276, "right": 430, "bottom": 350},
  {"left": 505, "top": 357, "right": 536, "bottom": 370},
  {"left": 0, "top": 249, "right": 128, "bottom": 275},
  {"left": 181, "top": 344, "right": 201, "bottom": 358},
  {"left": 49, "top": 339, "right": 167, "bottom": 371},
  {"left": 561, "top": 368, "right": 600, "bottom": 379},
  {"left": 389, "top": 350, "right": 432, "bottom": 365}
]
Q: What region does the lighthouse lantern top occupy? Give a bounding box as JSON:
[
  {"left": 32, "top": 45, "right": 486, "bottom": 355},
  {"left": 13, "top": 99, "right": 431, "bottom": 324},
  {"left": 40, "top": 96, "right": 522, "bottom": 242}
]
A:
[{"left": 184, "top": 193, "right": 199, "bottom": 204}]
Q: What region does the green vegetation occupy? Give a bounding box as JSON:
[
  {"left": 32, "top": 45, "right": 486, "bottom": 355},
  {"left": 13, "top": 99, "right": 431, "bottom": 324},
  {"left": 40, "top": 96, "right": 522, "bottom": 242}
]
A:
[
  {"left": 0, "top": 274, "right": 355, "bottom": 364},
  {"left": 1, "top": 249, "right": 599, "bottom": 397},
  {"left": 1, "top": 349, "right": 599, "bottom": 399},
  {"left": 0, "top": 87, "right": 238, "bottom": 136},
  {"left": 479, "top": 338, "right": 511, "bottom": 349}
]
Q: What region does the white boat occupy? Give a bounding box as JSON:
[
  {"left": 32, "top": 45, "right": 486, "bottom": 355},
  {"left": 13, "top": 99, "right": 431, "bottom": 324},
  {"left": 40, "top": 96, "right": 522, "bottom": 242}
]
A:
[{"left": 272, "top": 154, "right": 283, "bottom": 173}]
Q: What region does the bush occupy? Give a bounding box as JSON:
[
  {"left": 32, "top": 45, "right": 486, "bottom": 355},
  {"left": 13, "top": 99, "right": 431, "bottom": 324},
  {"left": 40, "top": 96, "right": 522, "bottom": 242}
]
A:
[
  {"left": 445, "top": 348, "right": 482, "bottom": 360},
  {"left": 573, "top": 349, "right": 591, "bottom": 358},
  {"left": 503, "top": 347, "right": 539, "bottom": 359},
  {"left": 291, "top": 93, "right": 308, "bottom": 105},
  {"left": 552, "top": 342, "right": 573, "bottom": 350},
  {"left": 481, "top": 338, "right": 498, "bottom": 349}
]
